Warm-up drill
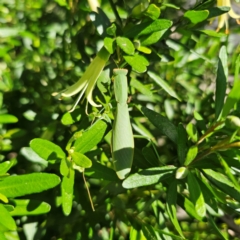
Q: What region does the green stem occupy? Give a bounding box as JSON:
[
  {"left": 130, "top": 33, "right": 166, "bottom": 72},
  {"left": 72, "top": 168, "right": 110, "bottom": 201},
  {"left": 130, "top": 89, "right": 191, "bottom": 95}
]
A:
[{"left": 109, "top": 0, "right": 122, "bottom": 27}]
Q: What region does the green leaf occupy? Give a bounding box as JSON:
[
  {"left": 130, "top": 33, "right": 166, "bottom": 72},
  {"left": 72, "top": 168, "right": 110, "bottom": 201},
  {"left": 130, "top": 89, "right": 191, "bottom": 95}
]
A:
[
  {"left": 106, "top": 23, "right": 117, "bottom": 36},
  {"left": 10, "top": 199, "right": 51, "bottom": 216},
  {"left": 20, "top": 147, "right": 48, "bottom": 167},
  {"left": 104, "top": 37, "right": 115, "bottom": 54},
  {"left": 60, "top": 157, "right": 70, "bottom": 177},
  {"left": 116, "top": 37, "right": 135, "bottom": 55},
  {"left": 142, "top": 224, "right": 158, "bottom": 240},
  {"left": 144, "top": 4, "right": 160, "bottom": 20},
  {"left": 122, "top": 166, "right": 175, "bottom": 189},
  {"left": 184, "top": 197, "right": 203, "bottom": 221},
  {"left": 0, "top": 173, "right": 60, "bottom": 198},
  {"left": 0, "top": 159, "right": 16, "bottom": 175},
  {"left": 74, "top": 120, "right": 108, "bottom": 153},
  {"left": 186, "top": 122, "right": 198, "bottom": 143},
  {"left": 61, "top": 108, "right": 82, "bottom": 125},
  {"left": 0, "top": 232, "right": 7, "bottom": 240},
  {"left": 124, "top": 54, "right": 149, "bottom": 73},
  {"left": 0, "top": 114, "right": 18, "bottom": 124},
  {"left": 0, "top": 203, "right": 17, "bottom": 231},
  {"left": 140, "top": 30, "right": 166, "bottom": 46},
  {"left": 3, "top": 128, "right": 26, "bottom": 138},
  {"left": 30, "top": 138, "right": 66, "bottom": 164},
  {"left": 198, "top": 179, "right": 219, "bottom": 212},
  {"left": 187, "top": 171, "right": 206, "bottom": 217},
  {"left": 222, "top": 55, "right": 240, "bottom": 117},
  {"left": 85, "top": 160, "right": 118, "bottom": 181},
  {"left": 0, "top": 193, "right": 8, "bottom": 203},
  {"left": 208, "top": 214, "right": 227, "bottom": 240},
  {"left": 130, "top": 78, "right": 153, "bottom": 97},
  {"left": 184, "top": 10, "right": 209, "bottom": 24},
  {"left": 166, "top": 180, "right": 184, "bottom": 237},
  {"left": 203, "top": 169, "right": 240, "bottom": 202},
  {"left": 61, "top": 167, "right": 75, "bottom": 216},
  {"left": 124, "top": 19, "right": 172, "bottom": 38},
  {"left": 71, "top": 152, "right": 92, "bottom": 168},
  {"left": 148, "top": 71, "right": 181, "bottom": 101},
  {"left": 207, "top": 6, "right": 230, "bottom": 19},
  {"left": 177, "top": 123, "right": 187, "bottom": 165},
  {"left": 141, "top": 106, "right": 178, "bottom": 143},
  {"left": 215, "top": 46, "right": 228, "bottom": 120},
  {"left": 184, "top": 145, "right": 198, "bottom": 166},
  {"left": 199, "top": 29, "right": 227, "bottom": 38}
]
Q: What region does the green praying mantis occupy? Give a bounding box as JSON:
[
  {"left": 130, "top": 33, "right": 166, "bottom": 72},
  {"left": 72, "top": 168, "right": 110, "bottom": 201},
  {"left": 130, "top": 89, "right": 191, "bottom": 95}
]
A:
[{"left": 112, "top": 69, "right": 134, "bottom": 180}]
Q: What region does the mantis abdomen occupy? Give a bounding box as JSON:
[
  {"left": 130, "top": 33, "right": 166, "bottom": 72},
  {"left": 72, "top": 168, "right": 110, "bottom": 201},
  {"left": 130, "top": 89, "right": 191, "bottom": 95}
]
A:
[{"left": 112, "top": 69, "right": 134, "bottom": 179}]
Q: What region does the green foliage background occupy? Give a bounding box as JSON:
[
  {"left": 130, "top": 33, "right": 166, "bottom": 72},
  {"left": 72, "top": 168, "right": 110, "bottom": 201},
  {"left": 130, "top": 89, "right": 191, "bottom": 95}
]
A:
[{"left": 1, "top": 0, "right": 240, "bottom": 239}]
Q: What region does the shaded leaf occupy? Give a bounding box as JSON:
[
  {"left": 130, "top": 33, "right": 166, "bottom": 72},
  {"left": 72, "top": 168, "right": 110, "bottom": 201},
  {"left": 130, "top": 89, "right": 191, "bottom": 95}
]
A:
[
  {"left": 177, "top": 123, "right": 187, "bottom": 165},
  {"left": 124, "top": 19, "right": 172, "bottom": 38},
  {"left": 141, "top": 106, "right": 177, "bottom": 143},
  {"left": 122, "top": 166, "right": 175, "bottom": 189},
  {"left": 10, "top": 199, "right": 51, "bottom": 216},
  {"left": 84, "top": 160, "right": 118, "bottom": 181},
  {"left": 215, "top": 46, "right": 228, "bottom": 120}
]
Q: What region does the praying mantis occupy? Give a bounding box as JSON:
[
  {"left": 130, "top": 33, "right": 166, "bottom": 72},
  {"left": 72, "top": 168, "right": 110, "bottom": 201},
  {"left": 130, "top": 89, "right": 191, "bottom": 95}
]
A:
[{"left": 112, "top": 69, "right": 134, "bottom": 179}]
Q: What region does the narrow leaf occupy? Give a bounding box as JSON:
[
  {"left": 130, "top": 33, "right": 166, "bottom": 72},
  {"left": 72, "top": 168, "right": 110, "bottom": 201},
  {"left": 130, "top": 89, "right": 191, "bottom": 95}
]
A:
[
  {"left": 166, "top": 180, "right": 184, "bottom": 237},
  {"left": 148, "top": 71, "right": 181, "bottom": 101},
  {"left": 141, "top": 106, "right": 178, "bottom": 143},
  {"left": 184, "top": 145, "right": 198, "bottom": 166},
  {"left": 61, "top": 167, "right": 75, "bottom": 216},
  {"left": 186, "top": 122, "right": 198, "bottom": 143},
  {"left": 203, "top": 169, "right": 240, "bottom": 202},
  {"left": 142, "top": 224, "right": 158, "bottom": 240},
  {"left": 208, "top": 214, "right": 227, "bottom": 240},
  {"left": 215, "top": 46, "right": 228, "bottom": 120},
  {"left": 177, "top": 123, "right": 187, "bottom": 165},
  {"left": 187, "top": 172, "right": 206, "bottom": 217}
]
